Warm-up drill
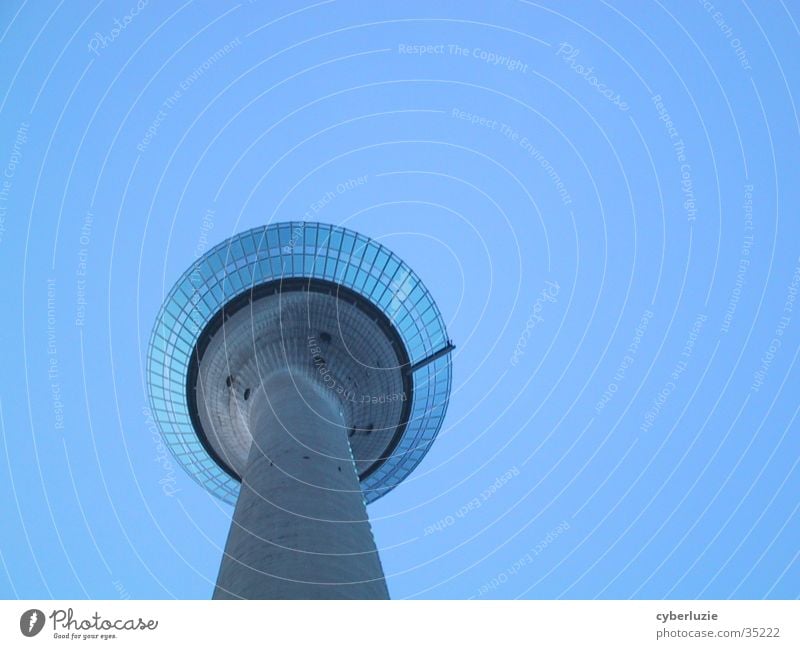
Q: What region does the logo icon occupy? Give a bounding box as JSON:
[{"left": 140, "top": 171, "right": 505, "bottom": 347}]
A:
[{"left": 20, "top": 609, "right": 45, "bottom": 637}]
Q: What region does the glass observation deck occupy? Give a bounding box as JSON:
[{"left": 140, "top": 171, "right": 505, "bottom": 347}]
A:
[{"left": 146, "top": 221, "right": 453, "bottom": 504}]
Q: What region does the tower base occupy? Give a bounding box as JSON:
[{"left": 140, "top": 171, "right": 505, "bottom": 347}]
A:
[{"left": 212, "top": 372, "right": 389, "bottom": 600}]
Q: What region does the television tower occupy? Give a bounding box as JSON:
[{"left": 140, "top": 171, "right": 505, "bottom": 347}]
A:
[{"left": 147, "top": 222, "right": 453, "bottom": 599}]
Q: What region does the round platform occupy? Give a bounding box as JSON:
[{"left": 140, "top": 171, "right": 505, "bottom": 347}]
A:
[{"left": 147, "top": 222, "right": 453, "bottom": 504}]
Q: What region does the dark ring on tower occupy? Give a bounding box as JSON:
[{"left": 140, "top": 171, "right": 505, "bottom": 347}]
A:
[{"left": 186, "top": 277, "right": 414, "bottom": 485}]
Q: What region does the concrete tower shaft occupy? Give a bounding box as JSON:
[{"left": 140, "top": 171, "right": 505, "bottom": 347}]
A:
[{"left": 213, "top": 372, "right": 389, "bottom": 599}]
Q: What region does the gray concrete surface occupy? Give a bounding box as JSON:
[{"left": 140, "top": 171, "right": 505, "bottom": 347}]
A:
[{"left": 213, "top": 371, "right": 389, "bottom": 599}]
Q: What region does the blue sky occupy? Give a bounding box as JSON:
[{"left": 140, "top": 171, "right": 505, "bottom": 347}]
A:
[{"left": 0, "top": 0, "right": 798, "bottom": 599}]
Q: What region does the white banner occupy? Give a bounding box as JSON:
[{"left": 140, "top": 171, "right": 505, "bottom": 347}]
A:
[{"left": 1, "top": 600, "right": 797, "bottom": 648}]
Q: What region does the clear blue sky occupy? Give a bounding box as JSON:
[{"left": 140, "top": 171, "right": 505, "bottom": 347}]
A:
[{"left": 0, "top": 0, "right": 798, "bottom": 599}]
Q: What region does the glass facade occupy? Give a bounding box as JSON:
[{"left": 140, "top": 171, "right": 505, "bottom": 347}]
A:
[{"left": 147, "top": 222, "right": 452, "bottom": 504}]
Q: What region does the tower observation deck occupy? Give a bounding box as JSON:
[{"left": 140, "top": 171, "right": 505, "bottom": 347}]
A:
[{"left": 146, "top": 222, "right": 453, "bottom": 599}]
